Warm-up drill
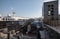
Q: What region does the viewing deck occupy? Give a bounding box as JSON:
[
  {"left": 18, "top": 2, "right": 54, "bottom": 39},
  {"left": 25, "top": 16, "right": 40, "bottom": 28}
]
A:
[
  {"left": 45, "top": 24, "right": 60, "bottom": 34},
  {"left": 44, "top": 24, "right": 60, "bottom": 39}
]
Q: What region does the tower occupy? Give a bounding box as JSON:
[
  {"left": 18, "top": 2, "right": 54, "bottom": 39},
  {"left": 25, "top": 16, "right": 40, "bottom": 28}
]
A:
[{"left": 43, "top": 0, "right": 58, "bottom": 26}]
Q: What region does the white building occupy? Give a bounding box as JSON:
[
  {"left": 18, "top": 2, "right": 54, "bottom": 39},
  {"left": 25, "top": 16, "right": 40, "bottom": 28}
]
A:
[
  {"left": 0, "top": 13, "right": 29, "bottom": 26},
  {"left": 3, "top": 14, "right": 15, "bottom": 21},
  {"left": 2, "top": 13, "right": 29, "bottom": 21}
]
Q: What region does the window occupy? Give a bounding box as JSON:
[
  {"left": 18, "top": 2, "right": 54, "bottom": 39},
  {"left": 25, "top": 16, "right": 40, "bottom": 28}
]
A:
[
  {"left": 51, "top": 4, "right": 54, "bottom": 7},
  {"left": 51, "top": 10, "right": 54, "bottom": 16},
  {"left": 51, "top": 8, "right": 54, "bottom": 10},
  {"left": 6, "top": 18, "right": 7, "bottom": 20},
  {"left": 48, "top": 5, "right": 50, "bottom": 7},
  {"left": 51, "top": 10, "right": 53, "bottom": 12},
  {"left": 3, "top": 18, "right": 4, "bottom": 20},
  {"left": 48, "top": 11, "right": 51, "bottom": 15}
]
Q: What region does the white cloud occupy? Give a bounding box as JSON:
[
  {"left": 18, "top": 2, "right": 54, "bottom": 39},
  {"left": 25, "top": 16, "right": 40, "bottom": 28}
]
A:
[{"left": 43, "top": 0, "right": 57, "bottom": 2}]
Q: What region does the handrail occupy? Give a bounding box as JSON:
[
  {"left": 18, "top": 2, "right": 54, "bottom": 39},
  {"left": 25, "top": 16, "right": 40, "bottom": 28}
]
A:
[{"left": 45, "top": 24, "right": 60, "bottom": 34}]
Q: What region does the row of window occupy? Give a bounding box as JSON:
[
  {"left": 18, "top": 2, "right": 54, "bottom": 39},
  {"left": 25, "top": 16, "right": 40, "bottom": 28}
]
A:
[
  {"left": 48, "top": 4, "right": 54, "bottom": 7},
  {"left": 48, "top": 4, "right": 55, "bottom": 20},
  {"left": 3, "top": 18, "right": 14, "bottom": 21},
  {"left": 48, "top": 4, "right": 54, "bottom": 16}
]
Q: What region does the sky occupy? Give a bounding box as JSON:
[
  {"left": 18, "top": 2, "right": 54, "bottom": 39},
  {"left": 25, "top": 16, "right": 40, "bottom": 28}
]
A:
[{"left": 0, "top": 0, "right": 60, "bottom": 18}]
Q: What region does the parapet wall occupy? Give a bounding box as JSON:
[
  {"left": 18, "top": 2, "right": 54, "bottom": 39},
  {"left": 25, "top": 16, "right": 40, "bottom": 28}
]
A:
[{"left": 43, "top": 19, "right": 59, "bottom": 27}]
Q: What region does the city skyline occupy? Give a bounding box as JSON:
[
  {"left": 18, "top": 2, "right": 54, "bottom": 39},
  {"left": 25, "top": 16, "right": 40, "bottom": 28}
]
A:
[{"left": 0, "top": 0, "right": 60, "bottom": 18}]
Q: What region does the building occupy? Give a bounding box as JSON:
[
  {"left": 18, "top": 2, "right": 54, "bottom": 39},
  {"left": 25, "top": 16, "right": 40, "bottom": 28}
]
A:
[
  {"left": 0, "top": 15, "right": 3, "bottom": 21},
  {"left": 0, "top": 13, "right": 29, "bottom": 30},
  {"left": 42, "top": 0, "right": 58, "bottom": 26},
  {"left": 43, "top": 0, "right": 58, "bottom": 20},
  {"left": 2, "top": 14, "right": 15, "bottom": 21}
]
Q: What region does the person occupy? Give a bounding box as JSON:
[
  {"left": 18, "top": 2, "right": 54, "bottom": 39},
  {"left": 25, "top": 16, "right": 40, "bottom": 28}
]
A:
[{"left": 37, "top": 28, "right": 41, "bottom": 39}]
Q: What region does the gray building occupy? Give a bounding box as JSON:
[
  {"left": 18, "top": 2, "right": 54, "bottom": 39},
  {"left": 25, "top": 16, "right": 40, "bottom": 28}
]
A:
[
  {"left": 42, "top": 0, "right": 59, "bottom": 26},
  {"left": 42, "top": 0, "right": 58, "bottom": 20}
]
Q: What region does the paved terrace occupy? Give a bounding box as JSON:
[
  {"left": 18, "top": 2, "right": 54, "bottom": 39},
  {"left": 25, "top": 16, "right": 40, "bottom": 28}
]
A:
[
  {"left": 45, "top": 24, "right": 60, "bottom": 34},
  {"left": 44, "top": 24, "right": 60, "bottom": 39}
]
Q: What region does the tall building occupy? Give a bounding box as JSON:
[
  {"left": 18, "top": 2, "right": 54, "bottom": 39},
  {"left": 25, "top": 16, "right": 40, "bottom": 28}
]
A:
[{"left": 42, "top": 0, "right": 58, "bottom": 26}]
